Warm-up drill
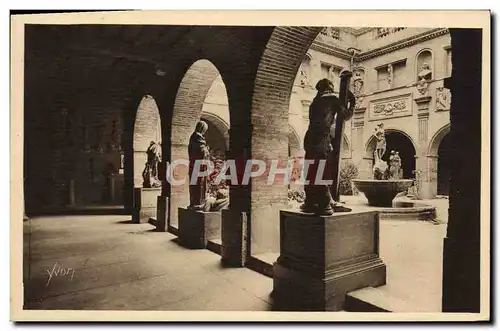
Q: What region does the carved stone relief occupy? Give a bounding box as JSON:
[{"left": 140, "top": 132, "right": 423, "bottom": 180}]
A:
[
  {"left": 369, "top": 94, "right": 412, "bottom": 120},
  {"left": 436, "top": 86, "right": 452, "bottom": 111}
]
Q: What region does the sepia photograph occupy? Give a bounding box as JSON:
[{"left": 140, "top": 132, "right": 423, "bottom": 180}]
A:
[{"left": 10, "top": 10, "right": 490, "bottom": 322}]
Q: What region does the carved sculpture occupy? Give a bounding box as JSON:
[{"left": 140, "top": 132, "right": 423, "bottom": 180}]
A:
[
  {"left": 389, "top": 151, "right": 403, "bottom": 180},
  {"left": 108, "top": 119, "right": 120, "bottom": 151},
  {"left": 188, "top": 121, "right": 211, "bottom": 210},
  {"left": 417, "top": 62, "right": 432, "bottom": 95},
  {"left": 299, "top": 68, "right": 310, "bottom": 87},
  {"left": 300, "top": 77, "right": 355, "bottom": 215},
  {"left": 142, "top": 140, "right": 162, "bottom": 188},
  {"left": 373, "top": 123, "right": 387, "bottom": 162},
  {"left": 436, "top": 86, "right": 452, "bottom": 110},
  {"left": 387, "top": 64, "right": 393, "bottom": 88}
]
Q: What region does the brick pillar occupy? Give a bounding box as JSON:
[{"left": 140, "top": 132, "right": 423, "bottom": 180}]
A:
[
  {"left": 414, "top": 95, "right": 432, "bottom": 199},
  {"left": 442, "top": 28, "right": 482, "bottom": 313},
  {"left": 221, "top": 123, "right": 252, "bottom": 266}
]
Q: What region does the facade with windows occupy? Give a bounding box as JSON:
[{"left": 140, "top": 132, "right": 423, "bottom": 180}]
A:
[{"left": 202, "top": 27, "right": 452, "bottom": 199}]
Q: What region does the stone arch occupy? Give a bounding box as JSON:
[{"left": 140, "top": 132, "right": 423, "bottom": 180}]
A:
[
  {"left": 428, "top": 123, "right": 451, "bottom": 156},
  {"left": 415, "top": 48, "right": 434, "bottom": 82},
  {"left": 249, "top": 26, "right": 323, "bottom": 254},
  {"left": 426, "top": 123, "right": 452, "bottom": 197},
  {"left": 132, "top": 95, "right": 162, "bottom": 188},
  {"left": 364, "top": 128, "right": 417, "bottom": 179},
  {"left": 341, "top": 132, "right": 351, "bottom": 159},
  {"left": 169, "top": 59, "right": 227, "bottom": 226},
  {"left": 200, "top": 111, "right": 230, "bottom": 155}
]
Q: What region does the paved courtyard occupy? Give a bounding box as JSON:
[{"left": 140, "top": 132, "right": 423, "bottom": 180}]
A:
[{"left": 23, "top": 197, "right": 448, "bottom": 312}]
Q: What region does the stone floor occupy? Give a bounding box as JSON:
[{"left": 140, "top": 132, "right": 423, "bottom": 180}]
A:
[
  {"left": 23, "top": 196, "right": 448, "bottom": 311},
  {"left": 23, "top": 216, "right": 273, "bottom": 311}
]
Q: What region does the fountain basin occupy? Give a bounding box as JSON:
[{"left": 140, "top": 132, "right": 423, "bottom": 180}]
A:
[{"left": 352, "top": 179, "right": 414, "bottom": 207}]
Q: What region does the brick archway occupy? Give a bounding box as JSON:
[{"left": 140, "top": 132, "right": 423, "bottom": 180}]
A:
[
  {"left": 132, "top": 95, "right": 162, "bottom": 188},
  {"left": 169, "top": 59, "right": 226, "bottom": 226},
  {"left": 249, "top": 26, "right": 322, "bottom": 255}
]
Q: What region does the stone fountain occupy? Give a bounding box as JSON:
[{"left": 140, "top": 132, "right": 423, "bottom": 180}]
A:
[{"left": 352, "top": 123, "right": 413, "bottom": 207}]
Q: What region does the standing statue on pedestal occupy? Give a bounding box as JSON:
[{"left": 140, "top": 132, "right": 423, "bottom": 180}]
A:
[
  {"left": 142, "top": 140, "right": 162, "bottom": 188},
  {"left": 372, "top": 123, "right": 388, "bottom": 180},
  {"left": 300, "top": 77, "right": 355, "bottom": 215},
  {"left": 188, "top": 121, "right": 211, "bottom": 211}
]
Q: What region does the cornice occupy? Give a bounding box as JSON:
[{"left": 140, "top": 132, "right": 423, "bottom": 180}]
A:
[
  {"left": 357, "top": 28, "right": 450, "bottom": 61},
  {"left": 310, "top": 28, "right": 450, "bottom": 62},
  {"left": 309, "top": 41, "right": 353, "bottom": 60}
]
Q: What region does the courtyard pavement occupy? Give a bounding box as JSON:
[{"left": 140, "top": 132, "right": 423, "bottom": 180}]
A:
[{"left": 22, "top": 196, "right": 449, "bottom": 312}]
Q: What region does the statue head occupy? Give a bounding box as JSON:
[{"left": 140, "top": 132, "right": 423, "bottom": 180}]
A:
[
  {"left": 195, "top": 120, "right": 209, "bottom": 136},
  {"left": 315, "top": 78, "right": 335, "bottom": 95},
  {"left": 422, "top": 62, "right": 430, "bottom": 70}
]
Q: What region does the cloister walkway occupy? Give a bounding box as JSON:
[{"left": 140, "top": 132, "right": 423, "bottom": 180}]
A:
[{"left": 23, "top": 197, "right": 447, "bottom": 312}]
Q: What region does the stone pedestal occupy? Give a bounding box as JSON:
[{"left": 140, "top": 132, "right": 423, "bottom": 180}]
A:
[
  {"left": 178, "top": 207, "right": 221, "bottom": 249},
  {"left": 132, "top": 187, "right": 161, "bottom": 224},
  {"left": 156, "top": 196, "right": 169, "bottom": 232},
  {"left": 273, "top": 210, "right": 386, "bottom": 311},
  {"left": 221, "top": 209, "right": 248, "bottom": 267}
]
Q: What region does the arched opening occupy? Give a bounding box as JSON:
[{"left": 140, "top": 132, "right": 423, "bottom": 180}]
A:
[
  {"left": 132, "top": 95, "right": 162, "bottom": 189},
  {"left": 365, "top": 129, "right": 416, "bottom": 179},
  {"left": 200, "top": 113, "right": 230, "bottom": 158},
  {"left": 248, "top": 26, "right": 322, "bottom": 256},
  {"left": 437, "top": 133, "right": 452, "bottom": 196},
  {"left": 169, "top": 60, "right": 229, "bottom": 227},
  {"left": 428, "top": 124, "right": 452, "bottom": 198}
]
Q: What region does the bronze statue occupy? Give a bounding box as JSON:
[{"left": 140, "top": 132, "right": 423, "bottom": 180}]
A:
[
  {"left": 142, "top": 140, "right": 162, "bottom": 188},
  {"left": 300, "top": 77, "right": 355, "bottom": 215},
  {"left": 188, "top": 121, "right": 211, "bottom": 210}
]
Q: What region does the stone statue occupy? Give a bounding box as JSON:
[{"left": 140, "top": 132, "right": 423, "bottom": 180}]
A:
[
  {"left": 300, "top": 78, "right": 355, "bottom": 215},
  {"left": 142, "top": 140, "right": 162, "bottom": 188},
  {"left": 373, "top": 123, "right": 387, "bottom": 162},
  {"left": 299, "top": 68, "right": 310, "bottom": 87},
  {"left": 188, "top": 121, "right": 211, "bottom": 210},
  {"left": 436, "top": 86, "right": 452, "bottom": 110},
  {"left": 417, "top": 63, "right": 432, "bottom": 95},
  {"left": 387, "top": 64, "right": 393, "bottom": 88},
  {"left": 372, "top": 123, "right": 389, "bottom": 180},
  {"left": 389, "top": 151, "right": 403, "bottom": 180},
  {"left": 418, "top": 62, "right": 432, "bottom": 81}
]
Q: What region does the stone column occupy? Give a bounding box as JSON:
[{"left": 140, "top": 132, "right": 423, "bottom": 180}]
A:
[
  {"left": 352, "top": 106, "right": 367, "bottom": 179},
  {"left": 414, "top": 95, "right": 432, "bottom": 199}
]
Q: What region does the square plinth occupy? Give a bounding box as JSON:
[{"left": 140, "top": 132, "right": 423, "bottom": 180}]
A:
[
  {"left": 132, "top": 187, "right": 161, "bottom": 224},
  {"left": 272, "top": 210, "right": 386, "bottom": 311},
  {"left": 178, "top": 207, "right": 222, "bottom": 249}
]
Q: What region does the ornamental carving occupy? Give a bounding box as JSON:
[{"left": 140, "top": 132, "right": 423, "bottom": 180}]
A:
[
  {"left": 436, "top": 86, "right": 452, "bottom": 111},
  {"left": 369, "top": 94, "right": 412, "bottom": 120},
  {"left": 373, "top": 100, "right": 406, "bottom": 116},
  {"left": 320, "top": 27, "right": 341, "bottom": 40}
]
